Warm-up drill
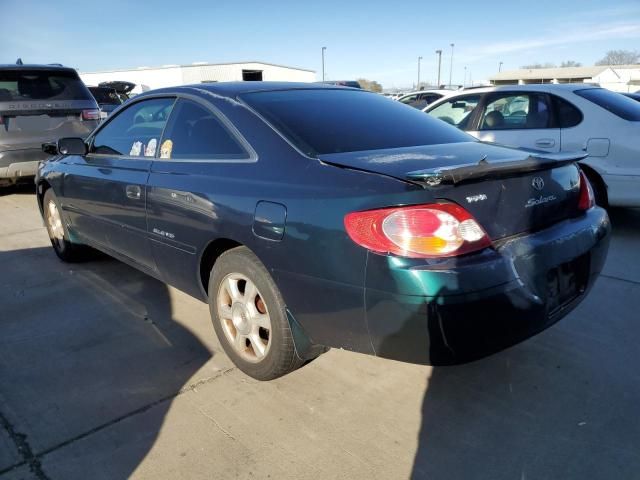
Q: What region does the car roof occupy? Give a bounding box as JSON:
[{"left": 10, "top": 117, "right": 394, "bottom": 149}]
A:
[
  {"left": 141, "top": 81, "right": 360, "bottom": 98},
  {"left": 0, "top": 64, "right": 77, "bottom": 73},
  {"left": 452, "top": 83, "right": 599, "bottom": 94}
]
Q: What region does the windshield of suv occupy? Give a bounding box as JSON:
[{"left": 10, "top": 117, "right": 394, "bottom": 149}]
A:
[
  {"left": 241, "top": 88, "right": 471, "bottom": 156},
  {"left": 89, "top": 87, "right": 122, "bottom": 105},
  {"left": 0, "top": 69, "right": 90, "bottom": 102}
]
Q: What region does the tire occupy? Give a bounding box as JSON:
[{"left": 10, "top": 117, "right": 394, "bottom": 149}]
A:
[
  {"left": 582, "top": 168, "right": 608, "bottom": 209},
  {"left": 43, "top": 189, "right": 86, "bottom": 262},
  {"left": 208, "top": 246, "right": 304, "bottom": 380}
]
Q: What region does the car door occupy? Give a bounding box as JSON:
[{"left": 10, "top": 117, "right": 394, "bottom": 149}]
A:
[
  {"left": 62, "top": 96, "right": 175, "bottom": 271},
  {"left": 468, "top": 92, "right": 560, "bottom": 153},
  {"left": 146, "top": 97, "right": 254, "bottom": 296}
]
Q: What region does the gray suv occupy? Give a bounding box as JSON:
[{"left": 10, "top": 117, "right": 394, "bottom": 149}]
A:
[{"left": 0, "top": 63, "right": 100, "bottom": 186}]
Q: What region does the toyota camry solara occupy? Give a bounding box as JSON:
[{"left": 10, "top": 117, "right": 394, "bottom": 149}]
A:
[{"left": 36, "top": 83, "right": 610, "bottom": 380}]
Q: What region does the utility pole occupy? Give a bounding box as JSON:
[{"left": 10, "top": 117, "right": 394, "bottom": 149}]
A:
[
  {"left": 449, "top": 43, "right": 455, "bottom": 87},
  {"left": 417, "top": 56, "right": 422, "bottom": 90},
  {"left": 322, "top": 47, "right": 327, "bottom": 81},
  {"left": 435, "top": 50, "right": 442, "bottom": 86},
  {"left": 499, "top": 61, "right": 503, "bottom": 72}
]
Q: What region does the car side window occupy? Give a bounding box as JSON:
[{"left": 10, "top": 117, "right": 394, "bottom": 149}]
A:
[
  {"left": 158, "top": 99, "right": 248, "bottom": 160},
  {"left": 90, "top": 98, "right": 175, "bottom": 156},
  {"left": 427, "top": 95, "right": 481, "bottom": 130},
  {"left": 479, "top": 93, "right": 551, "bottom": 130},
  {"left": 552, "top": 95, "right": 583, "bottom": 128}
]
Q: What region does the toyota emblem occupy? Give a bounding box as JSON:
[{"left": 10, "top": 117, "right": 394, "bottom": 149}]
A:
[{"left": 532, "top": 177, "right": 545, "bottom": 191}]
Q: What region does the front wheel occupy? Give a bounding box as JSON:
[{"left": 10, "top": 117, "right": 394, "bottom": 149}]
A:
[
  {"left": 208, "top": 246, "right": 304, "bottom": 380},
  {"left": 43, "top": 189, "right": 86, "bottom": 262}
]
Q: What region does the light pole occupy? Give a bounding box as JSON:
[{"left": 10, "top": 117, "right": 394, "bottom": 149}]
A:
[
  {"left": 463, "top": 66, "right": 467, "bottom": 87},
  {"left": 499, "top": 61, "right": 503, "bottom": 72},
  {"left": 417, "top": 56, "right": 423, "bottom": 89},
  {"left": 321, "top": 47, "right": 326, "bottom": 81},
  {"left": 449, "top": 43, "right": 455, "bottom": 87},
  {"left": 435, "top": 50, "right": 442, "bottom": 87}
]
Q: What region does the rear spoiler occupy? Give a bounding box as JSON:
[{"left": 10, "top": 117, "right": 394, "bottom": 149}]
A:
[{"left": 405, "top": 152, "right": 588, "bottom": 186}]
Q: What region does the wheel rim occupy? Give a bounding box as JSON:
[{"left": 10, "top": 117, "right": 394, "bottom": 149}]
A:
[
  {"left": 217, "top": 273, "right": 272, "bottom": 363},
  {"left": 46, "top": 199, "right": 65, "bottom": 247}
]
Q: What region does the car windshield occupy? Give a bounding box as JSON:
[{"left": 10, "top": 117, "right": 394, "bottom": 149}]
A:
[
  {"left": 241, "top": 89, "right": 471, "bottom": 156},
  {"left": 0, "top": 69, "right": 90, "bottom": 101},
  {"left": 89, "top": 87, "right": 122, "bottom": 105},
  {"left": 575, "top": 88, "right": 640, "bottom": 121}
]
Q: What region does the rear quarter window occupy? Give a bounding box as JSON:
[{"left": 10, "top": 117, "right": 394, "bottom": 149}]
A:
[
  {"left": 0, "top": 69, "right": 92, "bottom": 102},
  {"left": 574, "top": 88, "right": 640, "bottom": 121}
]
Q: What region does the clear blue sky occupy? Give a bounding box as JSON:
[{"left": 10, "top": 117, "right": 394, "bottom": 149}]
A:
[{"left": 3, "top": 0, "right": 640, "bottom": 89}]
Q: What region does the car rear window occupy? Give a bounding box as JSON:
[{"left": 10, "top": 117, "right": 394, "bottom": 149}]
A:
[
  {"left": 89, "top": 87, "right": 122, "bottom": 105},
  {"left": 241, "top": 89, "right": 471, "bottom": 156},
  {"left": 574, "top": 88, "right": 640, "bottom": 121},
  {"left": 0, "top": 69, "right": 91, "bottom": 102}
]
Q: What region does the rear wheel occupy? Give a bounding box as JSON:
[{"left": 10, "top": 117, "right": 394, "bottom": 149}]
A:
[
  {"left": 208, "top": 246, "right": 304, "bottom": 380},
  {"left": 582, "top": 168, "right": 608, "bottom": 209},
  {"left": 43, "top": 189, "right": 86, "bottom": 262}
]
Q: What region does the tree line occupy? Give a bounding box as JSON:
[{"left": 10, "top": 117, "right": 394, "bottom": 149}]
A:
[{"left": 521, "top": 49, "right": 640, "bottom": 69}]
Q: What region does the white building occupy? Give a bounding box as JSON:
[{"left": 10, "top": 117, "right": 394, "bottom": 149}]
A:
[
  {"left": 80, "top": 61, "right": 316, "bottom": 94},
  {"left": 489, "top": 65, "right": 640, "bottom": 93}
]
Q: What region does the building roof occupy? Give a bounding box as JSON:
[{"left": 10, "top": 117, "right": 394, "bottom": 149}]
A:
[
  {"left": 490, "top": 64, "right": 640, "bottom": 82},
  {"left": 81, "top": 61, "right": 315, "bottom": 75}
]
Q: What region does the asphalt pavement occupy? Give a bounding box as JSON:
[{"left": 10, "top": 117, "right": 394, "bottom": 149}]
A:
[{"left": 1, "top": 184, "right": 639, "bottom": 480}]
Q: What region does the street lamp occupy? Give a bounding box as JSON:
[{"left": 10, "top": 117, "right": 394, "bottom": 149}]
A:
[
  {"left": 463, "top": 66, "right": 467, "bottom": 87},
  {"left": 322, "top": 47, "right": 327, "bottom": 82},
  {"left": 449, "top": 43, "right": 455, "bottom": 87},
  {"left": 435, "top": 50, "right": 442, "bottom": 86},
  {"left": 417, "top": 56, "right": 423, "bottom": 90},
  {"left": 499, "top": 61, "right": 503, "bottom": 72}
]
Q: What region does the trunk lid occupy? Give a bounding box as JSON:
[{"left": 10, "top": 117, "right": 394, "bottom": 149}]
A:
[{"left": 319, "top": 142, "right": 585, "bottom": 240}]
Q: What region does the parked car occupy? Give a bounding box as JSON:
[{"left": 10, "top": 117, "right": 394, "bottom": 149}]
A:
[
  {"left": 98, "top": 81, "right": 136, "bottom": 102},
  {"left": 0, "top": 62, "right": 100, "bottom": 187},
  {"left": 623, "top": 92, "right": 640, "bottom": 102},
  {"left": 397, "top": 89, "right": 452, "bottom": 109},
  {"left": 88, "top": 86, "right": 123, "bottom": 119},
  {"left": 424, "top": 84, "right": 640, "bottom": 207},
  {"left": 37, "top": 83, "right": 610, "bottom": 380},
  {"left": 318, "top": 80, "right": 362, "bottom": 89}
]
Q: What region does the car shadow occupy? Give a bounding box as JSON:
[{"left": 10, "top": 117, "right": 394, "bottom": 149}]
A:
[{"left": 0, "top": 246, "right": 212, "bottom": 479}]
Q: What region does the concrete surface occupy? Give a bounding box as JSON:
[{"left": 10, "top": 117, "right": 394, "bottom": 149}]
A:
[{"left": 0, "top": 184, "right": 638, "bottom": 480}]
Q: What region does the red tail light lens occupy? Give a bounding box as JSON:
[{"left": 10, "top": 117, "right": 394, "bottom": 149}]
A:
[
  {"left": 81, "top": 109, "right": 100, "bottom": 121},
  {"left": 578, "top": 170, "right": 595, "bottom": 211},
  {"left": 344, "top": 203, "right": 491, "bottom": 258}
]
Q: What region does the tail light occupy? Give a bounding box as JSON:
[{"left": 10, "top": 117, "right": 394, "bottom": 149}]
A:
[
  {"left": 344, "top": 203, "right": 491, "bottom": 258},
  {"left": 81, "top": 109, "right": 100, "bottom": 121},
  {"left": 578, "top": 170, "right": 595, "bottom": 211}
]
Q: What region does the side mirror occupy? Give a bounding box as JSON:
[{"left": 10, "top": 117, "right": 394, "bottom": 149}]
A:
[{"left": 58, "top": 138, "right": 88, "bottom": 156}]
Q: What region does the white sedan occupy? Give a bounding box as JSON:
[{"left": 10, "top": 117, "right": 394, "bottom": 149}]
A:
[
  {"left": 397, "top": 89, "right": 453, "bottom": 109},
  {"left": 424, "top": 84, "right": 640, "bottom": 207}
]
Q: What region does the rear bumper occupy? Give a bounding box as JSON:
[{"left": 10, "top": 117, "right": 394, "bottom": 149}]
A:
[
  {"left": 365, "top": 207, "right": 611, "bottom": 365},
  {"left": 0, "top": 148, "right": 50, "bottom": 180}
]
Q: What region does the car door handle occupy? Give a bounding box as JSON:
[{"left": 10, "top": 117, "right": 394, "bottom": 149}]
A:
[
  {"left": 125, "top": 185, "right": 142, "bottom": 200},
  {"left": 535, "top": 139, "right": 556, "bottom": 148}
]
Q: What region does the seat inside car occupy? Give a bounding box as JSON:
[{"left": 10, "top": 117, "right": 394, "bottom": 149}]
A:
[{"left": 483, "top": 110, "right": 504, "bottom": 129}]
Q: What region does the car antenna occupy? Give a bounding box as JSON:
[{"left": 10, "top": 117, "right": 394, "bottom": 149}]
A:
[{"left": 16, "top": 58, "right": 23, "bottom": 65}]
